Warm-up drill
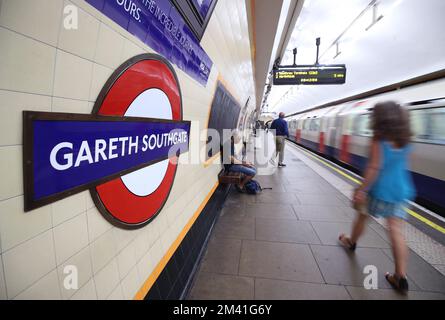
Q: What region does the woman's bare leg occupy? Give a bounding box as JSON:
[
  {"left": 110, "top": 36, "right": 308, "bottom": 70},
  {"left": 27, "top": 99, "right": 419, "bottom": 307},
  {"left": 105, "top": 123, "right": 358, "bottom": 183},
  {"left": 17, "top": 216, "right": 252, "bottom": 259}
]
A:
[
  {"left": 351, "top": 213, "right": 368, "bottom": 244},
  {"left": 340, "top": 212, "right": 368, "bottom": 248},
  {"left": 387, "top": 217, "right": 408, "bottom": 277}
]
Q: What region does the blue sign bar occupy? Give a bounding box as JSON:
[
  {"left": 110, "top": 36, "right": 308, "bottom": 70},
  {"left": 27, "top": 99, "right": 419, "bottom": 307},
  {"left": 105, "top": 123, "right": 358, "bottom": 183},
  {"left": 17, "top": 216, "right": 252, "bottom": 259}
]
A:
[
  {"left": 24, "top": 112, "right": 190, "bottom": 208},
  {"left": 85, "top": 0, "right": 213, "bottom": 86}
]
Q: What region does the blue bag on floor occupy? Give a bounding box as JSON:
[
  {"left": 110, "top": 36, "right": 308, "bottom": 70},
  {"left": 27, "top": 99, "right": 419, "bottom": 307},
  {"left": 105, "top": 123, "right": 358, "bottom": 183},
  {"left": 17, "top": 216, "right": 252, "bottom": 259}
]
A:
[{"left": 244, "top": 180, "right": 262, "bottom": 194}]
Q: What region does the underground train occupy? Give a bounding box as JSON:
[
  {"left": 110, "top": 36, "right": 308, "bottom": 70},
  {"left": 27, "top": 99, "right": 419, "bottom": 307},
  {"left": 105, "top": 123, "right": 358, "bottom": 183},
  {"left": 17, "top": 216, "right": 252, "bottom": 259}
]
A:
[{"left": 285, "top": 78, "right": 445, "bottom": 214}]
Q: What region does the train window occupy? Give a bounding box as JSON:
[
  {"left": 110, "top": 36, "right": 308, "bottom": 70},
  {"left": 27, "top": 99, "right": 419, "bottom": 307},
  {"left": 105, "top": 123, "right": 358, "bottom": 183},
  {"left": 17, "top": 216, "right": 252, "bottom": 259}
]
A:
[
  {"left": 343, "top": 116, "right": 354, "bottom": 135},
  {"left": 303, "top": 119, "right": 311, "bottom": 130},
  {"left": 410, "top": 109, "right": 429, "bottom": 140},
  {"left": 355, "top": 114, "right": 372, "bottom": 136},
  {"left": 310, "top": 119, "right": 320, "bottom": 131},
  {"left": 429, "top": 107, "right": 445, "bottom": 143}
]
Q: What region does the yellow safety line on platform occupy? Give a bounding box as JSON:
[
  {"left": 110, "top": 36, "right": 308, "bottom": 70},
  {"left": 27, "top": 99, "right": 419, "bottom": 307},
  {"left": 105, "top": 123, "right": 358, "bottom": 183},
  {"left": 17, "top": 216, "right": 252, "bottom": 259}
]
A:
[
  {"left": 404, "top": 207, "right": 445, "bottom": 234},
  {"left": 290, "top": 143, "right": 445, "bottom": 235},
  {"left": 134, "top": 181, "right": 220, "bottom": 300}
]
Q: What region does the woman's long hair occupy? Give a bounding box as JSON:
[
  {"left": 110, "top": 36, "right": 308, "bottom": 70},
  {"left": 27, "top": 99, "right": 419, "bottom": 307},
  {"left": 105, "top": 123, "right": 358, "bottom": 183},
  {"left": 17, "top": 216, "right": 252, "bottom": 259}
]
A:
[{"left": 372, "top": 101, "right": 412, "bottom": 148}]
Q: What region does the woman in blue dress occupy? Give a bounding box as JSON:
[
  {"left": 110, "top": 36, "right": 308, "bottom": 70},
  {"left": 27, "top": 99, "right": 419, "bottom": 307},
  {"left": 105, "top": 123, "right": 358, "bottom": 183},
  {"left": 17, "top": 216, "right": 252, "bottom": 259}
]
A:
[{"left": 339, "top": 101, "right": 415, "bottom": 294}]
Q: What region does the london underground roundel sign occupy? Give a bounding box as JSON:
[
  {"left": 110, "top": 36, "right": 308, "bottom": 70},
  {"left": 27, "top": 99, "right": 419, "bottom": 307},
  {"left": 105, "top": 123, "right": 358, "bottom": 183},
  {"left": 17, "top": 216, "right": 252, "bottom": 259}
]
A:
[
  {"left": 90, "top": 54, "right": 184, "bottom": 229},
  {"left": 23, "top": 54, "right": 190, "bottom": 229}
]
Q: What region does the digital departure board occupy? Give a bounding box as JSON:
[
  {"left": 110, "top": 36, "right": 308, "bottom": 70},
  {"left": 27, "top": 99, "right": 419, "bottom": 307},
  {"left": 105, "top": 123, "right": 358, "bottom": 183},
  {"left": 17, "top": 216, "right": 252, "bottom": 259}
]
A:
[{"left": 273, "top": 65, "right": 347, "bottom": 85}]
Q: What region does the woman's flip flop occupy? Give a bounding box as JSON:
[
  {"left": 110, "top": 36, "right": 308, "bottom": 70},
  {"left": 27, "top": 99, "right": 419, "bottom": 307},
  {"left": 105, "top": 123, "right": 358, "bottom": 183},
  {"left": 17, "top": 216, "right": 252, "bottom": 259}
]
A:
[
  {"left": 385, "top": 273, "right": 409, "bottom": 294},
  {"left": 338, "top": 234, "right": 357, "bottom": 251}
]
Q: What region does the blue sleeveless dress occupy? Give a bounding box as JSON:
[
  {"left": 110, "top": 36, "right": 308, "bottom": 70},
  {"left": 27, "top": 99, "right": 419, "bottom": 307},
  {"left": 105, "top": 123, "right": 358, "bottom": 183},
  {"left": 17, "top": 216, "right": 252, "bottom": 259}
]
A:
[{"left": 367, "top": 141, "right": 416, "bottom": 220}]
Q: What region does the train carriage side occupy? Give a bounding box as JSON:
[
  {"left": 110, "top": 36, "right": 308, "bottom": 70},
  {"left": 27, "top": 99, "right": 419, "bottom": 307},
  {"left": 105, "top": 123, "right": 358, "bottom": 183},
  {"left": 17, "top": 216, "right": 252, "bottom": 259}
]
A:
[
  {"left": 406, "top": 100, "right": 445, "bottom": 210},
  {"left": 331, "top": 102, "right": 362, "bottom": 164},
  {"left": 323, "top": 106, "right": 340, "bottom": 158},
  {"left": 288, "top": 114, "right": 305, "bottom": 143},
  {"left": 342, "top": 101, "right": 375, "bottom": 172},
  {"left": 284, "top": 78, "right": 445, "bottom": 213},
  {"left": 299, "top": 108, "right": 332, "bottom": 153}
]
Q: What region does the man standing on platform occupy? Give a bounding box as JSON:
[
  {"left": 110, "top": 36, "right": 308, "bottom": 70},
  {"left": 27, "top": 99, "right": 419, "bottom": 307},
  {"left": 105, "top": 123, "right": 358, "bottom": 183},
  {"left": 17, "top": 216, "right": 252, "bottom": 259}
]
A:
[{"left": 270, "top": 112, "right": 289, "bottom": 167}]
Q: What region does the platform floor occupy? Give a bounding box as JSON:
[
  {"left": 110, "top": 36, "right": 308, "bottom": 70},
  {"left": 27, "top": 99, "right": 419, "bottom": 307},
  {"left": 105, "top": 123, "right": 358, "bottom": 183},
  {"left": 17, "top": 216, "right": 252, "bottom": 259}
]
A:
[{"left": 188, "top": 137, "right": 445, "bottom": 300}]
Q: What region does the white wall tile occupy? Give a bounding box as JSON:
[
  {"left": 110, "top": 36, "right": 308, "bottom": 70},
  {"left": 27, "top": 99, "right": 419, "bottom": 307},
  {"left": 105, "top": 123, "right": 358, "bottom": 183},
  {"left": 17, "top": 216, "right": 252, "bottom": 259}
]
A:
[
  {"left": 0, "top": 90, "right": 52, "bottom": 146},
  {"left": 112, "top": 227, "right": 138, "bottom": 253},
  {"left": 58, "top": 0, "right": 100, "bottom": 60},
  {"left": 0, "top": 196, "right": 52, "bottom": 253},
  {"left": 94, "top": 23, "right": 125, "bottom": 69},
  {"left": 90, "top": 229, "right": 116, "bottom": 274},
  {"left": 57, "top": 246, "right": 93, "bottom": 300},
  {"left": 147, "top": 239, "right": 163, "bottom": 273},
  {"left": 3, "top": 230, "right": 56, "bottom": 298},
  {"left": 13, "top": 270, "right": 61, "bottom": 300},
  {"left": 53, "top": 49, "right": 93, "bottom": 100},
  {"left": 87, "top": 207, "right": 112, "bottom": 243},
  {"left": 86, "top": 191, "right": 95, "bottom": 210},
  {"left": 0, "top": 254, "right": 6, "bottom": 299},
  {"left": 94, "top": 258, "right": 119, "bottom": 299},
  {"left": 116, "top": 241, "right": 137, "bottom": 280},
  {"left": 0, "top": 0, "right": 63, "bottom": 46},
  {"left": 51, "top": 97, "right": 91, "bottom": 114},
  {"left": 107, "top": 283, "right": 124, "bottom": 300},
  {"left": 70, "top": 278, "right": 97, "bottom": 300},
  {"left": 89, "top": 63, "right": 112, "bottom": 102},
  {"left": 159, "top": 229, "right": 174, "bottom": 259},
  {"left": 136, "top": 250, "right": 155, "bottom": 286},
  {"left": 53, "top": 213, "right": 88, "bottom": 265},
  {"left": 132, "top": 231, "right": 150, "bottom": 263},
  {"left": 0, "top": 146, "right": 22, "bottom": 201},
  {"left": 146, "top": 222, "right": 161, "bottom": 249},
  {"left": 154, "top": 211, "right": 168, "bottom": 238},
  {"left": 0, "top": 28, "right": 56, "bottom": 95},
  {"left": 121, "top": 40, "right": 145, "bottom": 62},
  {"left": 52, "top": 192, "right": 87, "bottom": 227},
  {"left": 0, "top": 0, "right": 257, "bottom": 301},
  {"left": 121, "top": 266, "right": 140, "bottom": 300},
  {"left": 98, "top": 12, "right": 135, "bottom": 45},
  {"left": 69, "top": 0, "right": 104, "bottom": 21}
]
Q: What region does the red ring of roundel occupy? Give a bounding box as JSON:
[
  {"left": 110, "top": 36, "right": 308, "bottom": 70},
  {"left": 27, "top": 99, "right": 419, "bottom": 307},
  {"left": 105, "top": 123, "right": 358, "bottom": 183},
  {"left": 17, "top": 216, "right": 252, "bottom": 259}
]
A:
[{"left": 92, "top": 55, "right": 182, "bottom": 228}]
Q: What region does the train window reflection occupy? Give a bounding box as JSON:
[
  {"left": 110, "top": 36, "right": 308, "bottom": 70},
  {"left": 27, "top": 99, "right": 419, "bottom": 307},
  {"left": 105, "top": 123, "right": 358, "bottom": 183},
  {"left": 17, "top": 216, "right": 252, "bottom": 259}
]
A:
[
  {"left": 355, "top": 114, "right": 372, "bottom": 136},
  {"left": 411, "top": 109, "right": 429, "bottom": 140},
  {"left": 411, "top": 107, "right": 445, "bottom": 144},
  {"left": 429, "top": 108, "right": 445, "bottom": 143},
  {"left": 310, "top": 119, "right": 320, "bottom": 131}
]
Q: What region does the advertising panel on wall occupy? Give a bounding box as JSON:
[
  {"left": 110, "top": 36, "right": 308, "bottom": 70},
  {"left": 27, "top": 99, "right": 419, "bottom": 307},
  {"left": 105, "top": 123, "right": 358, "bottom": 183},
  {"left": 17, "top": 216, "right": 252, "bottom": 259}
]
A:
[
  {"left": 85, "top": 0, "right": 213, "bottom": 86},
  {"left": 190, "top": 0, "right": 215, "bottom": 19},
  {"left": 205, "top": 82, "right": 241, "bottom": 160},
  {"left": 24, "top": 54, "right": 190, "bottom": 229}
]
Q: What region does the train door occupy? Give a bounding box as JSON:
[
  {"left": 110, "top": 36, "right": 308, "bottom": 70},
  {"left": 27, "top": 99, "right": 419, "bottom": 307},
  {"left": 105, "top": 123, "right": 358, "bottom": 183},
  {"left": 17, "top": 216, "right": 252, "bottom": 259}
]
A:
[
  {"left": 319, "top": 117, "right": 326, "bottom": 154},
  {"left": 326, "top": 119, "right": 336, "bottom": 157},
  {"left": 349, "top": 111, "right": 372, "bottom": 172},
  {"left": 296, "top": 116, "right": 303, "bottom": 143},
  {"left": 339, "top": 114, "right": 354, "bottom": 164},
  {"left": 318, "top": 107, "right": 334, "bottom": 155}
]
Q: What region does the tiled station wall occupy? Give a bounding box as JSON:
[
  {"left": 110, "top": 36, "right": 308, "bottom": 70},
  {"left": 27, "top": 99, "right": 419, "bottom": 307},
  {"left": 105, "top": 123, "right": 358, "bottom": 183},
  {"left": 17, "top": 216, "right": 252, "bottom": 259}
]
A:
[{"left": 0, "top": 0, "right": 256, "bottom": 299}]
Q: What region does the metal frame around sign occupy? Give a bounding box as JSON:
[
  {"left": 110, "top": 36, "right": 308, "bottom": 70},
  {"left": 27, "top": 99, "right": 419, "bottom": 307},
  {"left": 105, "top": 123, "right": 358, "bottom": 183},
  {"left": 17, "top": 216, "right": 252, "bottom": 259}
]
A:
[
  {"left": 23, "top": 111, "right": 191, "bottom": 214},
  {"left": 273, "top": 64, "right": 347, "bottom": 86}
]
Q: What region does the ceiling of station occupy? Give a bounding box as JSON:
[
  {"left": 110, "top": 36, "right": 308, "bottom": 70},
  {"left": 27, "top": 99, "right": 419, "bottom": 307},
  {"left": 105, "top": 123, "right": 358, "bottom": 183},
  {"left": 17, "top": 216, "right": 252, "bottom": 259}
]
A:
[
  {"left": 249, "top": 0, "right": 286, "bottom": 113},
  {"left": 266, "top": 0, "right": 445, "bottom": 115}
]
